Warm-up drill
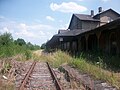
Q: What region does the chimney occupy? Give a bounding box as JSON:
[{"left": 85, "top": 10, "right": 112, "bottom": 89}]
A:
[
  {"left": 98, "top": 7, "right": 102, "bottom": 13},
  {"left": 91, "top": 10, "right": 94, "bottom": 17}
]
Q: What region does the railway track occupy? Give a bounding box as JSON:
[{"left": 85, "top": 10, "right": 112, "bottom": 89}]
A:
[{"left": 15, "top": 61, "right": 62, "bottom": 90}]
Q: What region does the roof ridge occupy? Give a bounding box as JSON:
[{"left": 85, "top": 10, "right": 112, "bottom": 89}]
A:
[
  {"left": 93, "top": 8, "right": 120, "bottom": 17},
  {"left": 74, "top": 13, "right": 100, "bottom": 21}
]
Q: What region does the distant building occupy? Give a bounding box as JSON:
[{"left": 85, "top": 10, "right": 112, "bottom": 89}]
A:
[{"left": 47, "top": 7, "right": 120, "bottom": 55}]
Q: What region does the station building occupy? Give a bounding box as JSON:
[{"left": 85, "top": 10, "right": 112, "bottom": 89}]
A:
[{"left": 47, "top": 7, "right": 120, "bottom": 55}]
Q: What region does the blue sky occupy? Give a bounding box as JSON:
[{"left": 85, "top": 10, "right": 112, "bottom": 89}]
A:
[{"left": 0, "top": 0, "right": 120, "bottom": 45}]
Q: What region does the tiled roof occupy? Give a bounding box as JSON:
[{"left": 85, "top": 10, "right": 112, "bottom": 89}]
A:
[
  {"left": 74, "top": 14, "right": 100, "bottom": 21},
  {"left": 55, "top": 29, "right": 90, "bottom": 37},
  {"left": 47, "top": 8, "right": 120, "bottom": 47},
  {"left": 58, "top": 29, "right": 68, "bottom": 34},
  {"left": 47, "top": 18, "right": 120, "bottom": 46}
]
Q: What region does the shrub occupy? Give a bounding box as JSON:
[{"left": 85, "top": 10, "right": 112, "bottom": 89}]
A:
[{"left": 24, "top": 50, "right": 32, "bottom": 60}]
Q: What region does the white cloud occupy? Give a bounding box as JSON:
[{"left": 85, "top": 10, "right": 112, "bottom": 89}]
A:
[
  {"left": 60, "top": 23, "right": 69, "bottom": 29},
  {"left": 0, "top": 15, "right": 5, "bottom": 19},
  {"left": 29, "top": 24, "right": 53, "bottom": 30},
  {"left": 0, "top": 27, "right": 9, "bottom": 33},
  {"left": 50, "top": 2, "right": 87, "bottom": 13},
  {"left": 19, "top": 23, "right": 27, "bottom": 30},
  {"left": 15, "top": 23, "right": 53, "bottom": 39},
  {"left": 3, "top": 27, "right": 9, "bottom": 32},
  {"left": 0, "top": 17, "right": 55, "bottom": 45},
  {"left": 15, "top": 23, "right": 35, "bottom": 38},
  {"left": 76, "top": 0, "right": 83, "bottom": 1},
  {"left": 102, "top": 0, "right": 110, "bottom": 2},
  {"left": 46, "top": 16, "right": 55, "bottom": 21}
]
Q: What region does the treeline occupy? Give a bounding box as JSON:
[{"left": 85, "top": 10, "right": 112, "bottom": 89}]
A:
[
  {"left": 0, "top": 32, "right": 41, "bottom": 58},
  {"left": 14, "top": 38, "right": 41, "bottom": 50}
]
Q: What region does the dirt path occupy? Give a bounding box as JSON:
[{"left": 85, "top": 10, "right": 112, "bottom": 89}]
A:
[{"left": 33, "top": 50, "right": 43, "bottom": 56}]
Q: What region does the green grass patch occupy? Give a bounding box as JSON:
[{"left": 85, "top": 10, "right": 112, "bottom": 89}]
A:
[{"left": 0, "top": 32, "right": 40, "bottom": 58}]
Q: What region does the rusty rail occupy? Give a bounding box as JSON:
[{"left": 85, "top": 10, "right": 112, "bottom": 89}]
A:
[
  {"left": 46, "top": 62, "right": 63, "bottom": 90},
  {"left": 18, "top": 61, "right": 62, "bottom": 90},
  {"left": 18, "top": 61, "right": 36, "bottom": 90}
]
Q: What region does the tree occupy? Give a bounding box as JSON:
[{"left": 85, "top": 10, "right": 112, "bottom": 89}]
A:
[
  {"left": 41, "top": 43, "right": 46, "bottom": 49},
  {"left": 34, "top": 44, "right": 41, "bottom": 50},
  {"left": 15, "top": 38, "right": 26, "bottom": 46},
  {"left": 0, "top": 32, "right": 13, "bottom": 46},
  {"left": 26, "top": 42, "right": 34, "bottom": 50}
]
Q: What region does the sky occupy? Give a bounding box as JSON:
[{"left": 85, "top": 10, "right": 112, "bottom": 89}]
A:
[{"left": 0, "top": 0, "right": 120, "bottom": 46}]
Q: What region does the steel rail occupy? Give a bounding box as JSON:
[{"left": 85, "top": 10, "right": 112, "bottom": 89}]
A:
[
  {"left": 46, "top": 62, "right": 63, "bottom": 90},
  {"left": 18, "top": 61, "right": 36, "bottom": 90}
]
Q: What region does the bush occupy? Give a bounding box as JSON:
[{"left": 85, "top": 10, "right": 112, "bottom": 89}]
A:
[
  {"left": 24, "top": 50, "right": 32, "bottom": 60},
  {"left": 0, "top": 32, "right": 40, "bottom": 58}
]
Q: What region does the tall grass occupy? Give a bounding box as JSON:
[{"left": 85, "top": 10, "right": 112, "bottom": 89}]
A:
[
  {"left": 79, "top": 52, "right": 120, "bottom": 69},
  {"left": 0, "top": 32, "right": 40, "bottom": 58},
  {"left": 69, "top": 58, "right": 119, "bottom": 88},
  {"left": 33, "top": 50, "right": 72, "bottom": 68}
]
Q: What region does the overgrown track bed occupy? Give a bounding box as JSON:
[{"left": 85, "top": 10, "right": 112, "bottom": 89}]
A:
[{"left": 15, "top": 61, "right": 62, "bottom": 90}]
